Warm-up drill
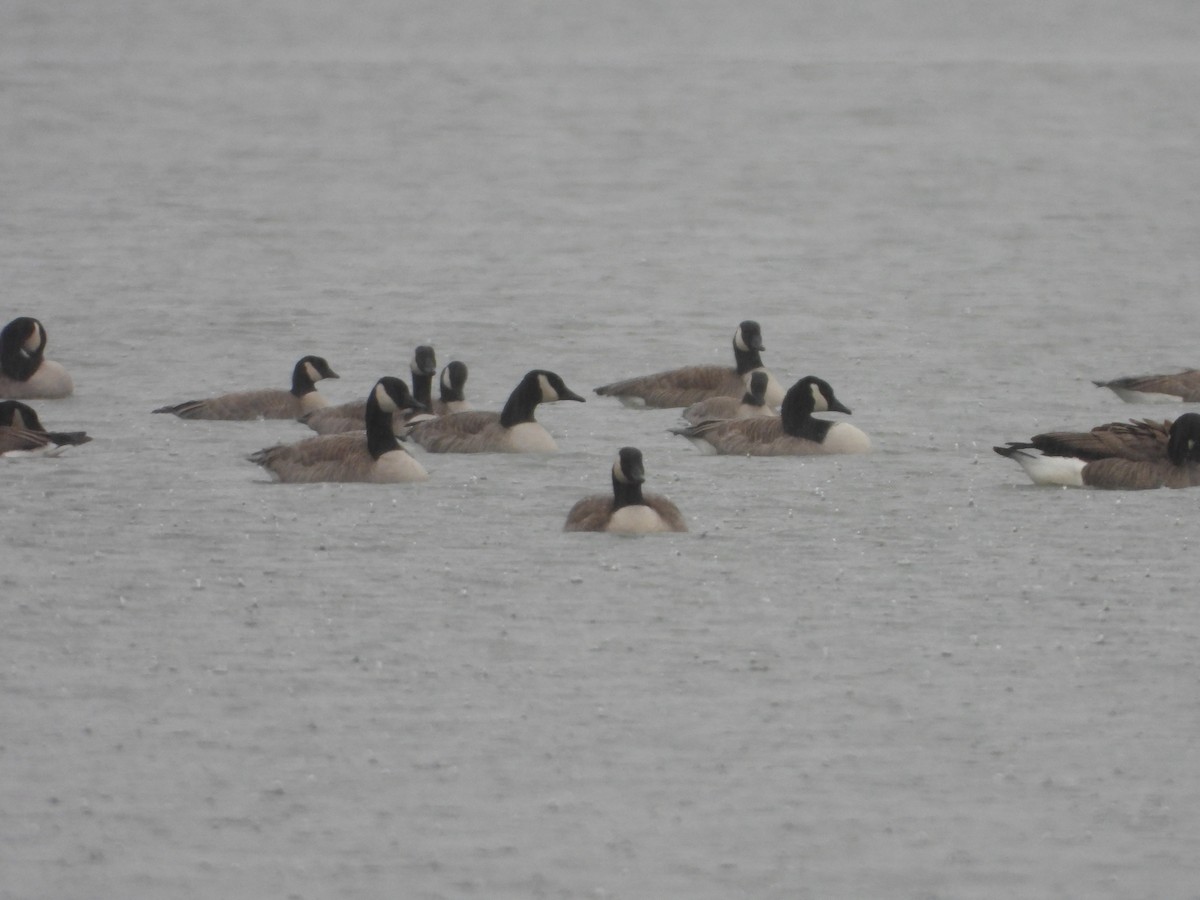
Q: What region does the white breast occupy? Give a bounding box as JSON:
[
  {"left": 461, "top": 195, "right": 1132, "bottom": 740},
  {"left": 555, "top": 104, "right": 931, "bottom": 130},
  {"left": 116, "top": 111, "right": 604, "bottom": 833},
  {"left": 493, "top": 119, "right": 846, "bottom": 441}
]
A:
[
  {"left": 607, "top": 505, "right": 672, "bottom": 534},
  {"left": 372, "top": 450, "right": 430, "bottom": 482},
  {"left": 0, "top": 360, "right": 74, "bottom": 399},
  {"left": 505, "top": 422, "right": 558, "bottom": 452},
  {"left": 823, "top": 422, "right": 871, "bottom": 454}
]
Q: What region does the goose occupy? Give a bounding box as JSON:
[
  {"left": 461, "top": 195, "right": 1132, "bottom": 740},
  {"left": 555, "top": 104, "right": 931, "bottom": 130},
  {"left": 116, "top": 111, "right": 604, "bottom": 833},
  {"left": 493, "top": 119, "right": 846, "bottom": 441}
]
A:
[
  {"left": 153, "top": 355, "right": 338, "bottom": 420},
  {"left": 681, "top": 370, "right": 775, "bottom": 425},
  {"left": 247, "top": 377, "right": 428, "bottom": 483},
  {"left": 671, "top": 375, "right": 868, "bottom": 456},
  {"left": 1093, "top": 369, "right": 1200, "bottom": 403},
  {"left": 594, "top": 320, "right": 785, "bottom": 409},
  {"left": 0, "top": 316, "right": 74, "bottom": 399},
  {"left": 993, "top": 412, "right": 1200, "bottom": 489},
  {"left": 433, "top": 361, "right": 471, "bottom": 416},
  {"left": 408, "top": 369, "right": 585, "bottom": 453},
  {"left": 0, "top": 399, "right": 91, "bottom": 456},
  {"left": 302, "top": 346, "right": 437, "bottom": 435},
  {"left": 564, "top": 447, "right": 687, "bottom": 533}
]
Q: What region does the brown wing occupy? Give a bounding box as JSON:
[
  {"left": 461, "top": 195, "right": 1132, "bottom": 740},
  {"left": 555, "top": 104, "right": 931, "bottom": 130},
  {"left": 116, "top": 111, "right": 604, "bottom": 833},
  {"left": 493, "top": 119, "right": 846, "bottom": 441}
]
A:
[
  {"left": 0, "top": 425, "right": 53, "bottom": 453},
  {"left": 303, "top": 399, "right": 367, "bottom": 434},
  {"left": 1030, "top": 419, "right": 1172, "bottom": 462},
  {"left": 156, "top": 388, "right": 301, "bottom": 420},
  {"left": 690, "top": 416, "right": 789, "bottom": 455},
  {"left": 409, "top": 411, "right": 502, "bottom": 452},
  {"left": 644, "top": 494, "right": 688, "bottom": 531},
  {"left": 563, "top": 494, "right": 614, "bottom": 531},
  {"left": 595, "top": 365, "right": 743, "bottom": 408},
  {"left": 1097, "top": 370, "right": 1200, "bottom": 401}
]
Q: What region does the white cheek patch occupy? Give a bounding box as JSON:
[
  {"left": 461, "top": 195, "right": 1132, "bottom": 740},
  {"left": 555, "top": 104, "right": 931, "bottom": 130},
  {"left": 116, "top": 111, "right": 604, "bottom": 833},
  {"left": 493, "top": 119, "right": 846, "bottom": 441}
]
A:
[
  {"left": 809, "top": 383, "right": 828, "bottom": 411},
  {"left": 375, "top": 383, "right": 398, "bottom": 412},
  {"left": 304, "top": 361, "right": 321, "bottom": 383},
  {"left": 441, "top": 369, "right": 452, "bottom": 390},
  {"left": 23, "top": 323, "right": 43, "bottom": 354},
  {"left": 538, "top": 373, "right": 559, "bottom": 401},
  {"left": 612, "top": 459, "right": 629, "bottom": 483},
  {"left": 733, "top": 326, "right": 748, "bottom": 352}
]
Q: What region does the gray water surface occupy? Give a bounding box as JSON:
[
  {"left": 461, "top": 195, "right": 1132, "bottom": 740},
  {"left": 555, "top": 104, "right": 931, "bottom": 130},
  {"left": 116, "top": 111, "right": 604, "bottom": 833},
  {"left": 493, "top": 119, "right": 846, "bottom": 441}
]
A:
[{"left": 4, "top": 2, "right": 1200, "bottom": 898}]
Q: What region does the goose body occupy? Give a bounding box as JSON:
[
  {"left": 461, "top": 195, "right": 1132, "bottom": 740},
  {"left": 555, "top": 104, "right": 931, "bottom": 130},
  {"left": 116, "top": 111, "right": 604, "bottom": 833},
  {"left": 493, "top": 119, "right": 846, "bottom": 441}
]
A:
[
  {"left": 409, "top": 369, "right": 584, "bottom": 453},
  {"left": 0, "top": 317, "right": 73, "bottom": 399},
  {"left": 565, "top": 447, "right": 687, "bottom": 533},
  {"left": 0, "top": 400, "right": 91, "bottom": 456},
  {"left": 154, "top": 356, "right": 339, "bottom": 420},
  {"left": 594, "top": 321, "right": 784, "bottom": 409},
  {"left": 672, "top": 375, "right": 868, "bottom": 456},
  {"left": 433, "top": 361, "right": 472, "bottom": 416},
  {"left": 302, "top": 346, "right": 437, "bottom": 435},
  {"left": 248, "top": 377, "right": 427, "bottom": 483},
  {"left": 1094, "top": 370, "right": 1200, "bottom": 403},
  {"left": 681, "top": 370, "right": 775, "bottom": 425},
  {"left": 994, "top": 412, "right": 1200, "bottom": 489}
]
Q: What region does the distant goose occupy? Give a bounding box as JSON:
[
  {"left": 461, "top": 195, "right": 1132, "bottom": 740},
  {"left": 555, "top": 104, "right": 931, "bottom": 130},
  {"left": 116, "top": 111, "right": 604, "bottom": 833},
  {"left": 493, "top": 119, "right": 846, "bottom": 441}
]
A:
[
  {"left": 248, "top": 377, "right": 428, "bottom": 483},
  {"left": 409, "top": 369, "right": 585, "bottom": 453},
  {"left": 681, "top": 370, "right": 775, "bottom": 425},
  {"left": 672, "top": 375, "right": 868, "bottom": 456},
  {"left": 302, "top": 346, "right": 437, "bottom": 435},
  {"left": 0, "top": 399, "right": 91, "bottom": 456},
  {"left": 154, "top": 355, "right": 339, "bottom": 420},
  {"left": 564, "top": 447, "right": 687, "bottom": 534},
  {"left": 993, "top": 412, "right": 1200, "bottom": 489},
  {"left": 0, "top": 317, "right": 74, "bottom": 399},
  {"left": 433, "top": 361, "right": 471, "bottom": 416},
  {"left": 1093, "top": 369, "right": 1200, "bottom": 403},
  {"left": 594, "top": 320, "right": 785, "bottom": 409}
]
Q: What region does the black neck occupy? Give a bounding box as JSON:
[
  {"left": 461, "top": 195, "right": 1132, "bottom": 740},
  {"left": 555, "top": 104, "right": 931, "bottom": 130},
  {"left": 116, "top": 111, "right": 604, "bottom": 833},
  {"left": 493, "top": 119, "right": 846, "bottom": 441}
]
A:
[
  {"left": 290, "top": 364, "right": 317, "bottom": 398},
  {"left": 364, "top": 391, "right": 402, "bottom": 459},
  {"left": 611, "top": 475, "right": 646, "bottom": 510},
  {"left": 780, "top": 393, "right": 835, "bottom": 442},
  {"left": 500, "top": 378, "right": 540, "bottom": 428},
  {"left": 440, "top": 382, "right": 464, "bottom": 403},
  {"left": 733, "top": 343, "right": 763, "bottom": 376},
  {"left": 411, "top": 370, "right": 433, "bottom": 408}
]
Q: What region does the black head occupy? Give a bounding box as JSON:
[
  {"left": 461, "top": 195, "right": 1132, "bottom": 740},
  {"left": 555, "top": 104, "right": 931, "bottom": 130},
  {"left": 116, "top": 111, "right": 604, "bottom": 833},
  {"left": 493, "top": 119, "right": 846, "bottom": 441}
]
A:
[
  {"left": 1167, "top": 412, "right": 1200, "bottom": 465},
  {"left": 0, "top": 399, "right": 44, "bottom": 430},
  {"left": 734, "top": 320, "right": 764, "bottom": 353},
  {"left": 441, "top": 361, "right": 468, "bottom": 398},
  {"left": 295, "top": 356, "right": 339, "bottom": 381},
  {"left": 614, "top": 446, "right": 647, "bottom": 485},
  {"left": 372, "top": 376, "right": 427, "bottom": 414},
  {"left": 412, "top": 345, "right": 438, "bottom": 377},
  {"left": 782, "top": 376, "right": 851, "bottom": 421},
  {"left": 1, "top": 317, "right": 47, "bottom": 380},
  {"left": 525, "top": 370, "right": 586, "bottom": 403}
]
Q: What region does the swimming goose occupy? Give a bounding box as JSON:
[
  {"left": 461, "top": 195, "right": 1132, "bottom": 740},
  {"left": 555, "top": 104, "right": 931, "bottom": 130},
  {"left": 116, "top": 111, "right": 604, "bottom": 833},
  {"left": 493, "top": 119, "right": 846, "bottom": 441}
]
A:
[
  {"left": 594, "top": 320, "right": 785, "bottom": 409},
  {"left": 302, "top": 346, "right": 438, "bottom": 435},
  {"left": 1093, "top": 369, "right": 1200, "bottom": 403},
  {"left": 672, "top": 375, "right": 868, "bottom": 456},
  {"left": 0, "top": 400, "right": 91, "bottom": 456},
  {"left": 0, "top": 317, "right": 74, "bottom": 399},
  {"left": 433, "top": 361, "right": 471, "bottom": 416},
  {"left": 681, "top": 370, "right": 776, "bottom": 425},
  {"left": 248, "top": 377, "right": 428, "bottom": 483},
  {"left": 564, "top": 446, "right": 687, "bottom": 533},
  {"left": 153, "top": 355, "right": 339, "bottom": 420},
  {"left": 408, "top": 369, "right": 585, "bottom": 453},
  {"left": 994, "top": 412, "right": 1200, "bottom": 489}
]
